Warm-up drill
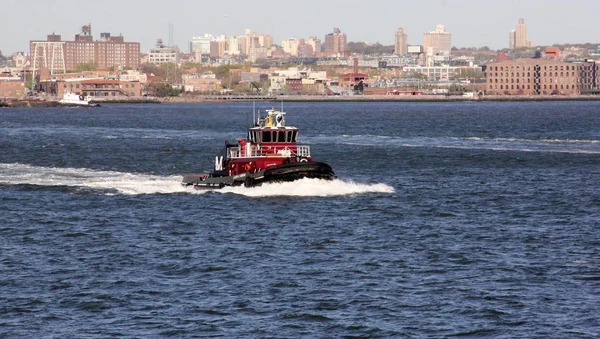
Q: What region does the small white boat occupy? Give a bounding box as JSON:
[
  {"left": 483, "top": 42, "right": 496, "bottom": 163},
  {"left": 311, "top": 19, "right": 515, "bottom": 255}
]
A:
[{"left": 59, "top": 93, "right": 99, "bottom": 107}]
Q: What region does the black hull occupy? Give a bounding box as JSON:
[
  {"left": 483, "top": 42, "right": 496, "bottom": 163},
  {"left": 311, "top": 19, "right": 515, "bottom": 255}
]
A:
[
  {"left": 182, "top": 161, "right": 335, "bottom": 189},
  {"left": 257, "top": 161, "right": 335, "bottom": 185}
]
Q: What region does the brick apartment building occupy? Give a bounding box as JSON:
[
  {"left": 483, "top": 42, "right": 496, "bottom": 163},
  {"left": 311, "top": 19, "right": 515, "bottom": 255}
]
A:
[
  {"left": 485, "top": 59, "right": 599, "bottom": 95},
  {"left": 323, "top": 28, "right": 347, "bottom": 56},
  {"left": 30, "top": 24, "right": 140, "bottom": 72}
]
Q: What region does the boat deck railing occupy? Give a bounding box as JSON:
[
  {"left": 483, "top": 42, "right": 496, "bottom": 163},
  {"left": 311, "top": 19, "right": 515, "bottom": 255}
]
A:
[{"left": 228, "top": 145, "right": 311, "bottom": 159}]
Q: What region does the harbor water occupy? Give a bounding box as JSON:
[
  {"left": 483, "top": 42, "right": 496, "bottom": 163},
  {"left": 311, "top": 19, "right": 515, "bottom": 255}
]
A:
[{"left": 1, "top": 101, "right": 599, "bottom": 338}]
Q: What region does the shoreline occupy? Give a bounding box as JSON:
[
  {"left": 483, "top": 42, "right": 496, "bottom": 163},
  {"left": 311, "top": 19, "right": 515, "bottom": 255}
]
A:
[
  {"left": 161, "top": 94, "right": 600, "bottom": 103},
  {"left": 3, "top": 95, "right": 600, "bottom": 107}
]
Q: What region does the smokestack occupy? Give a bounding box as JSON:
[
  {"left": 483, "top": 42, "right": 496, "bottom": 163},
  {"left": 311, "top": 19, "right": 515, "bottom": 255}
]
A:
[{"left": 353, "top": 57, "right": 358, "bottom": 74}]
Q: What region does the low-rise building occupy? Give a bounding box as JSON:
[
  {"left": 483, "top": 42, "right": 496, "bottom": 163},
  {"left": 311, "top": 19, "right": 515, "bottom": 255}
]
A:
[
  {"left": 485, "top": 59, "right": 599, "bottom": 95},
  {"left": 38, "top": 78, "right": 142, "bottom": 98},
  {"left": 404, "top": 65, "right": 482, "bottom": 81},
  {"left": 182, "top": 72, "right": 221, "bottom": 93},
  {"left": 0, "top": 77, "right": 25, "bottom": 98},
  {"left": 268, "top": 67, "right": 328, "bottom": 95}
]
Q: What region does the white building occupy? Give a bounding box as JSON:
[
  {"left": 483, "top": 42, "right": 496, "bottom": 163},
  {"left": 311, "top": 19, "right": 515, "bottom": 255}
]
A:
[
  {"left": 190, "top": 34, "right": 215, "bottom": 54},
  {"left": 268, "top": 67, "right": 328, "bottom": 94},
  {"left": 282, "top": 38, "right": 299, "bottom": 56},
  {"left": 226, "top": 36, "right": 242, "bottom": 55},
  {"left": 148, "top": 39, "right": 180, "bottom": 65},
  {"left": 148, "top": 45, "right": 180, "bottom": 65},
  {"left": 403, "top": 65, "right": 481, "bottom": 81}
]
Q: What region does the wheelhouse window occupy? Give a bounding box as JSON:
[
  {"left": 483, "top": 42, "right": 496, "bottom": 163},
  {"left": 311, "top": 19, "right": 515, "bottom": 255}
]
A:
[{"left": 262, "top": 131, "right": 271, "bottom": 142}]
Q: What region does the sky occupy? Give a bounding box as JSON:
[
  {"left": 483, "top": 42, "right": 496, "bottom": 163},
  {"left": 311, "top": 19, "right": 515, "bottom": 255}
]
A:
[{"left": 1, "top": 0, "right": 599, "bottom": 54}]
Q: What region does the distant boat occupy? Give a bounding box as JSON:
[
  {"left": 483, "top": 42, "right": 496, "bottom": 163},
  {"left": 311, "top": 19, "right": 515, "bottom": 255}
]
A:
[{"left": 58, "top": 93, "right": 100, "bottom": 107}]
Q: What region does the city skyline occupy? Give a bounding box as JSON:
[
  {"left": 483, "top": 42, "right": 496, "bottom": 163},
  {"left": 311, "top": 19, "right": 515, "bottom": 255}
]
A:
[{"left": 1, "top": 0, "right": 600, "bottom": 54}]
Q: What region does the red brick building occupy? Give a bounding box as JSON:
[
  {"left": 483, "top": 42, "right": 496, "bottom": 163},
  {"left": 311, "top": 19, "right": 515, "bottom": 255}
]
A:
[
  {"left": 485, "top": 59, "right": 598, "bottom": 95},
  {"left": 323, "top": 28, "right": 347, "bottom": 56},
  {"left": 30, "top": 24, "right": 140, "bottom": 72},
  {"left": 0, "top": 79, "right": 26, "bottom": 98}
]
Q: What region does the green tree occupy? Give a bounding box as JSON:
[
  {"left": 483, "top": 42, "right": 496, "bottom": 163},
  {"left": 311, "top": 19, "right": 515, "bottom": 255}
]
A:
[
  {"left": 408, "top": 72, "right": 428, "bottom": 80},
  {"left": 454, "top": 68, "right": 484, "bottom": 80},
  {"left": 213, "top": 65, "right": 230, "bottom": 79},
  {"left": 145, "top": 82, "right": 181, "bottom": 97},
  {"left": 24, "top": 74, "right": 34, "bottom": 89},
  {"left": 75, "top": 62, "right": 97, "bottom": 72}
]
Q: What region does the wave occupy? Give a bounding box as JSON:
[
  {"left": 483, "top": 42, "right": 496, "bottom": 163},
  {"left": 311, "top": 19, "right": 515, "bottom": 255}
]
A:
[
  {"left": 0, "top": 163, "right": 187, "bottom": 195},
  {"left": 309, "top": 135, "right": 600, "bottom": 154},
  {"left": 0, "top": 163, "right": 393, "bottom": 197},
  {"left": 0, "top": 126, "right": 230, "bottom": 141},
  {"left": 458, "top": 137, "right": 600, "bottom": 144}
]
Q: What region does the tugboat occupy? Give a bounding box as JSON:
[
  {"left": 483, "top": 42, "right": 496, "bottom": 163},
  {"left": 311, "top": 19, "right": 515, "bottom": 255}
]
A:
[{"left": 182, "top": 108, "right": 335, "bottom": 189}]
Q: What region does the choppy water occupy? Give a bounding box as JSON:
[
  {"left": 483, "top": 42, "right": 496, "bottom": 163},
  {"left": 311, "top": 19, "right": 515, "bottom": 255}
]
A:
[{"left": 1, "top": 101, "right": 599, "bottom": 338}]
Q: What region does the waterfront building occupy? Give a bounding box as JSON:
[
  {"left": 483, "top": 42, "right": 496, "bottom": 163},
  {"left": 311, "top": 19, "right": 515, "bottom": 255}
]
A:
[
  {"left": 423, "top": 25, "right": 452, "bottom": 56},
  {"left": 323, "top": 28, "right": 347, "bottom": 56},
  {"left": 0, "top": 77, "right": 25, "bottom": 98},
  {"left": 37, "top": 77, "right": 142, "bottom": 98},
  {"left": 182, "top": 72, "right": 221, "bottom": 93},
  {"left": 268, "top": 67, "right": 328, "bottom": 95},
  {"left": 29, "top": 24, "right": 140, "bottom": 72},
  {"left": 485, "top": 59, "right": 598, "bottom": 95},
  {"left": 404, "top": 65, "right": 481, "bottom": 81},
  {"left": 394, "top": 28, "right": 408, "bottom": 55}
]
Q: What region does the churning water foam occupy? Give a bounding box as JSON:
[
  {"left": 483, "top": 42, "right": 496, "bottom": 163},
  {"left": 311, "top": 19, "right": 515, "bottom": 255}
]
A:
[{"left": 0, "top": 163, "right": 394, "bottom": 197}]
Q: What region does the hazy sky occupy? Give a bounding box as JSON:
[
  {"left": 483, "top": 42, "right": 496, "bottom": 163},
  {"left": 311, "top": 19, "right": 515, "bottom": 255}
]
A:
[{"left": 2, "top": 0, "right": 599, "bottom": 54}]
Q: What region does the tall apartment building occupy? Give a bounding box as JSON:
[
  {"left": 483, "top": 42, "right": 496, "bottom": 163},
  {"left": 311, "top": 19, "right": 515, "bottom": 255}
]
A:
[
  {"left": 210, "top": 38, "right": 227, "bottom": 59},
  {"left": 190, "top": 34, "right": 215, "bottom": 54},
  {"left": 394, "top": 28, "right": 408, "bottom": 55},
  {"left": 240, "top": 29, "right": 273, "bottom": 55},
  {"left": 282, "top": 38, "right": 300, "bottom": 56},
  {"left": 307, "top": 37, "right": 322, "bottom": 55},
  {"left": 509, "top": 18, "right": 533, "bottom": 49},
  {"left": 226, "top": 36, "right": 242, "bottom": 55},
  {"left": 30, "top": 24, "right": 140, "bottom": 72},
  {"left": 423, "top": 24, "right": 452, "bottom": 56},
  {"left": 323, "top": 28, "right": 347, "bottom": 56}
]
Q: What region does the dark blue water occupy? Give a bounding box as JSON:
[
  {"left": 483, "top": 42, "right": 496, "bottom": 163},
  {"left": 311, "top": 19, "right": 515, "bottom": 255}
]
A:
[{"left": 1, "top": 101, "right": 599, "bottom": 338}]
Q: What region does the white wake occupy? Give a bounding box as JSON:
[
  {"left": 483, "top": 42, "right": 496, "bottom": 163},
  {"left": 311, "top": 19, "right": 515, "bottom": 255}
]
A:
[
  {"left": 0, "top": 163, "right": 394, "bottom": 196},
  {"left": 0, "top": 163, "right": 187, "bottom": 195},
  {"left": 219, "top": 177, "right": 394, "bottom": 197}
]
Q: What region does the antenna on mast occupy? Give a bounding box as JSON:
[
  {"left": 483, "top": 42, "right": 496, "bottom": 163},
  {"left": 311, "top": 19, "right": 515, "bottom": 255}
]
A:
[
  {"left": 167, "top": 23, "right": 174, "bottom": 83},
  {"left": 252, "top": 101, "right": 256, "bottom": 127}
]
